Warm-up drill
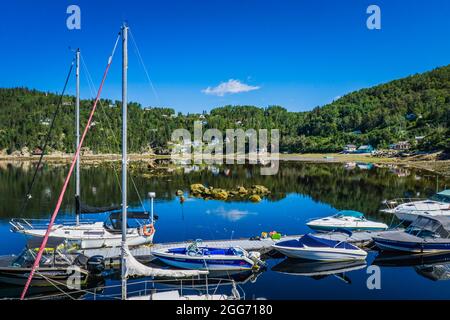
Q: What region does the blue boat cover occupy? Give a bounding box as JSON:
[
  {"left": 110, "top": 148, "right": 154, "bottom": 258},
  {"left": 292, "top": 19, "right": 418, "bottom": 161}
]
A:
[
  {"left": 437, "top": 190, "right": 450, "bottom": 197},
  {"left": 277, "top": 234, "right": 358, "bottom": 250}
]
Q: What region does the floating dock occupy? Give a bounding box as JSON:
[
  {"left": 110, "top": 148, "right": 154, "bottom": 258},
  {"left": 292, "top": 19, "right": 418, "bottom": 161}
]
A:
[{"left": 81, "top": 230, "right": 390, "bottom": 264}]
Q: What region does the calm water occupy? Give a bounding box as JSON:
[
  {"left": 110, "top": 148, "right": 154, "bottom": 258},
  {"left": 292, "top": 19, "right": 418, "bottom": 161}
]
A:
[{"left": 1, "top": 160, "right": 450, "bottom": 299}]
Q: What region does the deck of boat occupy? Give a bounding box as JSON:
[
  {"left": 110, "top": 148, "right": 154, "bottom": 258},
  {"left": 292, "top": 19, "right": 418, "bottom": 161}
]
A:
[{"left": 81, "top": 230, "right": 390, "bottom": 264}]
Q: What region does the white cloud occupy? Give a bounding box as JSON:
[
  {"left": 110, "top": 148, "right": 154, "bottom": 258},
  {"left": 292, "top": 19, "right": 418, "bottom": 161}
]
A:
[
  {"left": 202, "top": 79, "right": 260, "bottom": 96},
  {"left": 206, "top": 207, "right": 256, "bottom": 222}
]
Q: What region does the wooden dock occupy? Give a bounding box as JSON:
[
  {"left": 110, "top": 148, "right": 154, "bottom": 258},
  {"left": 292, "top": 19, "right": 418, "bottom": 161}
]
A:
[{"left": 80, "top": 230, "right": 386, "bottom": 264}]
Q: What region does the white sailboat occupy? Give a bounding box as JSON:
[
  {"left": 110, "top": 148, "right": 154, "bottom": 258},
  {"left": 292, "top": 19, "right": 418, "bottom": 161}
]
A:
[{"left": 10, "top": 48, "right": 156, "bottom": 249}]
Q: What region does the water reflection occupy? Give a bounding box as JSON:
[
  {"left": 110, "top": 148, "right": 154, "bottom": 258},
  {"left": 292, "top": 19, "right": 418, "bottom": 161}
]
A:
[
  {"left": 373, "top": 252, "right": 450, "bottom": 282},
  {"left": 272, "top": 259, "right": 366, "bottom": 284},
  {"left": 0, "top": 161, "right": 447, "bottom": 222},
  {"left": 1, "top": 161, "right": 450, "bottom": 299}
]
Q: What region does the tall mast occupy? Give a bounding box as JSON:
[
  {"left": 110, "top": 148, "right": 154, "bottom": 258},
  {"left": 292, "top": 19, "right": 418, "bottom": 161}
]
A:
[
  {"left": 121, "top": 24, "right": 128, "bottom": 301},
  {"left": 75, "top": 48, "right": 81, "bottom": 226}
]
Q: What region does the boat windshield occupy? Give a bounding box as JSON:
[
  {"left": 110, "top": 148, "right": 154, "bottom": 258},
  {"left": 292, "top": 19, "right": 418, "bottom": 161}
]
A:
[
  {"left": 408, "top": 216, "right": 450, "bottom": 238},
  {"left": 406, "top": 227, "right": 440, "bottom": 238},
  {"left": 430, "top": 193, "right": 450, "bottom": 204},
  {"left": 334, "top": 211, "right": 365, "bottom": 220},
  {"left": 12, "top": 249, "right": 53, "bottom": 268}
]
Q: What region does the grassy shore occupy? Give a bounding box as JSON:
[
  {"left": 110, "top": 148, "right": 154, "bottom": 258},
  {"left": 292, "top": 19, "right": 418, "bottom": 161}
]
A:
[{"left": 278, "top": 152, "right": 450, "bottom": 176}]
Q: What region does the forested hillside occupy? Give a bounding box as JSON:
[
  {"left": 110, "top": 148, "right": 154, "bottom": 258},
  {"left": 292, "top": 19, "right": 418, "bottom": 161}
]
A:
[{"left": 0, "top": 65, "right": 449, "bottom": 155}]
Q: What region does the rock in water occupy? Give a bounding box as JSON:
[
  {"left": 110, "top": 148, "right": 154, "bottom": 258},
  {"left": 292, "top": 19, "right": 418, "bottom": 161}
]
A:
[{"left": 249, "top": 195, "right": 262, "bottom": 202}]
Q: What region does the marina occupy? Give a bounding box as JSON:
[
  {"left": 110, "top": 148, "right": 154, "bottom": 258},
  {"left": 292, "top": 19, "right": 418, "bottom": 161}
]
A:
[
  {"left": 0, "top": 1, "right": 449, "bottom": 303},
  {"left": 2, "top": 157, "right": 450, "bottom": 299}
]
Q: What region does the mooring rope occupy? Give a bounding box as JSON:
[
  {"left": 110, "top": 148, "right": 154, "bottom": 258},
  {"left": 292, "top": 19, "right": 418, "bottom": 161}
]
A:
[{"left": 20, "top": 32, "right": 121, "bottom": 300}]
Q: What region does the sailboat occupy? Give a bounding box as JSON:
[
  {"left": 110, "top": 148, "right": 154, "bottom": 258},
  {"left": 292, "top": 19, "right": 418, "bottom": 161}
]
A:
[{"left": 10, "top": 48, "right": 156, "bottom": 249}]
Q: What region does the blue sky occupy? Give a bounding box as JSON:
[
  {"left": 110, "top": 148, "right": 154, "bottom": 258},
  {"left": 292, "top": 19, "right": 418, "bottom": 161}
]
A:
[{"left": 0, "top": 0, "right": 449, "bottom": 113}]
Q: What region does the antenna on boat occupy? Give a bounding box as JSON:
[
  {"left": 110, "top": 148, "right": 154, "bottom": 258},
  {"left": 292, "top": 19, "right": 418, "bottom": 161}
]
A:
[
  {"left": 75, "top": 48, "right": 81, "bottom": 226},
  {"left": 121, "top": 23, "right": 129, "bottom": 301}
]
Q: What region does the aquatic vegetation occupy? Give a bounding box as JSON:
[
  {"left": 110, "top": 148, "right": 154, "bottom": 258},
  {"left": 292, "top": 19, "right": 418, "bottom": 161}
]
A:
[{"left": 189, "top": 183, "right": 270, "bottom": 202}]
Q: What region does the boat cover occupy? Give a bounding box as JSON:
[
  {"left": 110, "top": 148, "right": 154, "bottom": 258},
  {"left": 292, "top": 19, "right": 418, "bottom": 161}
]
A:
[
  {"left": 109, "top": 211, "right": 151, "bottom": 220},
  {"left": 79, "top": 202, "right": 122, "bottom": 214},
  {"left": 373, "top": 231, "right": 424, "bottom": 242},
  {"left": 277, "top": 234, "right": 358, "bottom": 250},
  {"left": 411, "top": 216, "right": 450, "bottom": 238},
  {"left": 124, "top": 246, "right": 208, "bottom": 278}
]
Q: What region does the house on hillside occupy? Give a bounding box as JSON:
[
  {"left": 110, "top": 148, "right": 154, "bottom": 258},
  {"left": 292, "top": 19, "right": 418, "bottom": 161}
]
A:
[
  {"left": 354, "top": 145, "right": 374, "bottom": 154},
  {"left": 389, "top": 141, "right": 411, "bottom": 151},
  {"left": 343, "top": 144, "right": 357, "bottom": 153},
  {"left": 32, "top": 147, "right": 43, "bottom": 156}
]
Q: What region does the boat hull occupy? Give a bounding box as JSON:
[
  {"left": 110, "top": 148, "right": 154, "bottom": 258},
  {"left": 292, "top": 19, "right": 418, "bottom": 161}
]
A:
[
  {"left": 272, "top": 245, "right": 367, "bottom": 261},
  {"left": 0, "top": 267, "right": 89, "bottom": 287},
  {"left": 373, "top": 237, "right": 450, "bottom": 253},
  {"left": 18, "top": 228, "right": 154, "bottom": 249},
  {"left": 152, "top": 252, "right": 254, "bottom": 271},
  {"left": 307, "top": 224, "right": 387, "bottom": 232}
]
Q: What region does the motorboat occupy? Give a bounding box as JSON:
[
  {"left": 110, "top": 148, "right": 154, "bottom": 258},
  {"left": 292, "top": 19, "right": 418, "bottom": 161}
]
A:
[
  {"left": 373, "top": 215, "right": 450, "bottom": 253},
  {"left": 10, "top": 210, "right": 156, "bottom": 249},
  {"left": 272, "top": 233, "right": 367, "bottom": 261},
  {"left": 307, "top": 210, "right": 388, "bottom": 232},
  {"left": 151, "top": 240, "right": 264, "bottom": 271},
  {"left": 381, "top": 190, "right": 450, "bottom": 223},
  {"left": 0, "top": 238, "right": 103, "bottom": 287}
]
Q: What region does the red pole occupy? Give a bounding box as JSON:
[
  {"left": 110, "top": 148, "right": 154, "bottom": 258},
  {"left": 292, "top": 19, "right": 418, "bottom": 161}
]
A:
[{"left": 20, "top": 58, "right": 114, "bottom": 300}]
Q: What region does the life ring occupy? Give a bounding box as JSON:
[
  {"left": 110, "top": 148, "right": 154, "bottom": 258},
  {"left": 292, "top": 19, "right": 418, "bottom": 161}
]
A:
[{"left": 142, "top": 224, "right": 155, "bottom": 237}]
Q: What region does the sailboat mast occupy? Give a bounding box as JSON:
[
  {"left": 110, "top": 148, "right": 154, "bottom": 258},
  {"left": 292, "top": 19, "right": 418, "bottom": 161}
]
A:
[
  {"left": 75, "top": 48, "right": 81, "bottom": 226},
  {"left": 121, "top": 25, "right": 128, "bottom": 301}
]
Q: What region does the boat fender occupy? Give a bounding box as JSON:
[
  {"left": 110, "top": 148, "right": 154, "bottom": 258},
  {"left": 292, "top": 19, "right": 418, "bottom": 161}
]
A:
[{"left": 142, "top": 224, "right": 155, "bottom": 237}]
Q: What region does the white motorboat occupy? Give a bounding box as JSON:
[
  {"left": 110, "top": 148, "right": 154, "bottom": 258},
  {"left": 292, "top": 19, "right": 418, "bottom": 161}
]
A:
[
  {"left": 272, "top": 233, "right": 367, "bottom": 261},
  {"left": 152, "top": 240, "right": 264, "bottom": 271},
  {"left": 373, "top": 215, "right": 450, "bottom": 253},
  {"left": 381, "top": 190, "right": 450, "bottom": 223},
  {"left": 11, "top": 211, "right": 155, "bottom": 249},
  {"left": 307, "top": 210, "right": 388, "bottom": 232}
]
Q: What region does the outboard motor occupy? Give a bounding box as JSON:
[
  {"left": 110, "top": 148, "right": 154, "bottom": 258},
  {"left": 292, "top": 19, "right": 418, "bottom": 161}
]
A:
[{"left": 86, "top": 255, "right": 105, "bottom": 275}]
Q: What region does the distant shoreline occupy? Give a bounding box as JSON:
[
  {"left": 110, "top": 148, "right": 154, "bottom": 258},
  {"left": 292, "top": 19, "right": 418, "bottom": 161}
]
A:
[{"left": 0, "top": 152, "right": 448, "bottom": 176}]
